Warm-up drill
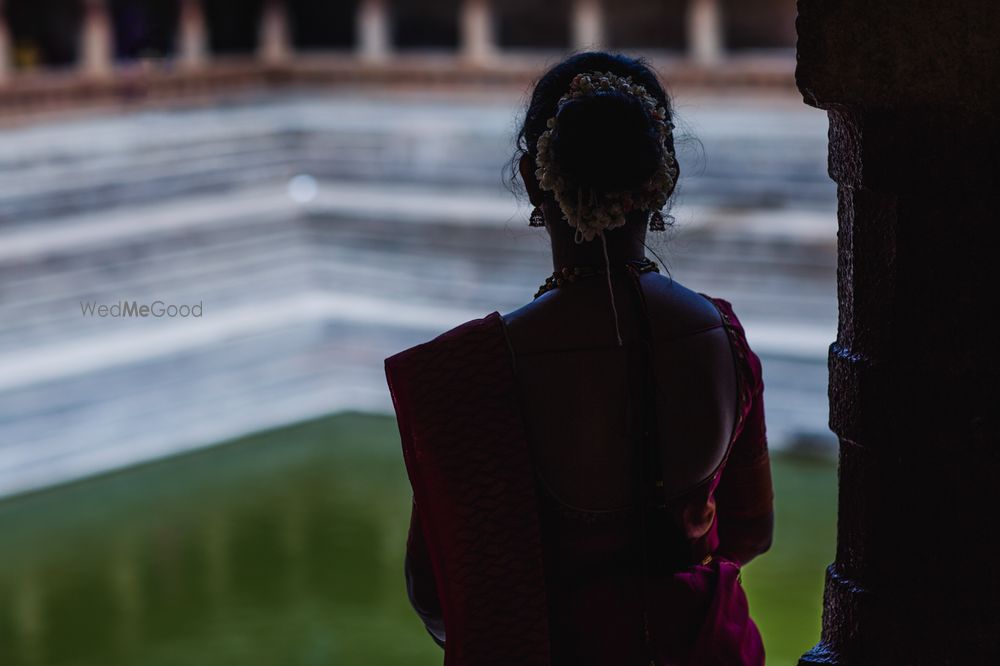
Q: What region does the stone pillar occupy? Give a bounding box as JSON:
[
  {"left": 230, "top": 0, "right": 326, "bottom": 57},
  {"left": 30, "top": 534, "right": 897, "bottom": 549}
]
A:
[
  {"left": 80, "top": 0, "right": 113, "bottom": 79},
  {"left": 571, "top": 0, "right": 604, "bottom": 51},
  {"left": 686, "top": 0, "right": 722, "bottom": 64},
  {"left": 258, "top": 0, "right": 291, "bottom": 65},
  {"left": 796, "top": 2, "right": 1000, "bottom": 664},
  {"left": 178, "top": 0, "right": 208, "bottom": 69},
  {"left": 460, "top": 0, "right": 495, "bottom": 64},
  {"left": 357, "top": 0, "right": 390, "bottom": 63},
  {"left": 0, "top": 0, "right": 10, "bottom": 84}
]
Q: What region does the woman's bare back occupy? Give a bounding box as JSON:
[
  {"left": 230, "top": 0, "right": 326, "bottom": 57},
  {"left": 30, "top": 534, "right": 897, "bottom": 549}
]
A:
[{"left": 501, "top": 271, "right": 739, "bottom": 510}]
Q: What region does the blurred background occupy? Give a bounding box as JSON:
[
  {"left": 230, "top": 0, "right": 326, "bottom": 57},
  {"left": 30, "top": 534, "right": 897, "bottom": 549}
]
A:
[{"left": 0, "top": 1, "right": 837, "bottom": 665}]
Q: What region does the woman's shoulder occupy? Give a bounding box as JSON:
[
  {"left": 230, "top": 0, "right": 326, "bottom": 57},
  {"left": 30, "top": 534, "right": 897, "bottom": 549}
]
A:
[
  {"left": 385, "top": 311, "right": 506, "bottom": 371},
  {"left": 686, "top": 291, "right": 763, "bottom": 395},
  {"left": 637, "top": 273, "right": 727, "bottom": 338},
  {"left": 639, "top": 275, "right": 753, "bottom": 346}
]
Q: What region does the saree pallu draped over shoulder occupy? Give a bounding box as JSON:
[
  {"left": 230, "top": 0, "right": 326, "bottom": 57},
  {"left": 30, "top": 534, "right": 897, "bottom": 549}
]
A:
[
  {"left": 385, "top": 312, "right": 551, "bottom": 666},
  {"left": 385, "top": 307, "right": 766, "bottom": 666}
]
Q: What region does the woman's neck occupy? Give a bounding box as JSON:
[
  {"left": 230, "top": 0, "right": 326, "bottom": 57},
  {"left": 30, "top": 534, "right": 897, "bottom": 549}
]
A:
[{"left": 547, "top": 206, "right": 649, "bottom": 270}]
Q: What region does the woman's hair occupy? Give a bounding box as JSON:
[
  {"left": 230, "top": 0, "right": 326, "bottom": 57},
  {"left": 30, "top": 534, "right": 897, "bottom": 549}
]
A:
[{"left": 512, "top": 51, "right": 679, "bottom": 209}]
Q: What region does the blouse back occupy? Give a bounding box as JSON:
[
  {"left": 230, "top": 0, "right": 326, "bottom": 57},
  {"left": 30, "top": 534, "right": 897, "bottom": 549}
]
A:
[{"left": 501, "top": 270, "right": 739, "bottom": 512}]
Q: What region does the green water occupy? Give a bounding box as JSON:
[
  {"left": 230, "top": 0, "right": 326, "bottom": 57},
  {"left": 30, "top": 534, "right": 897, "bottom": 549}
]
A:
[{"left": 0, "top": 413, "right": 835, "bottom": 666}]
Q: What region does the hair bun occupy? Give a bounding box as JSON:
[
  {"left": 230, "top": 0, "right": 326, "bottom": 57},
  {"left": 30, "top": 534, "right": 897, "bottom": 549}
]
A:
[{"left": 549, "top": 91, "right": 663, "bottom": 193}]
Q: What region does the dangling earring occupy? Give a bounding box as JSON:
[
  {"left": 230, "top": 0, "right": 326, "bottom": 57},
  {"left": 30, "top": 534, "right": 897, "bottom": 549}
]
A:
[
  {"left": 529, "top": 205, "right": 545, "bottom": 227},
  {"left": 649, "top": 209, "right": 666, "bottom": 231}
]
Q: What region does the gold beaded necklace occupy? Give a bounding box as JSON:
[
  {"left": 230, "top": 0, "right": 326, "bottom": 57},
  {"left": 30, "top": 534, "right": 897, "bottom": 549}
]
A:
[{"left": 533, "top": 257, "right": 660, "bottom": 300}]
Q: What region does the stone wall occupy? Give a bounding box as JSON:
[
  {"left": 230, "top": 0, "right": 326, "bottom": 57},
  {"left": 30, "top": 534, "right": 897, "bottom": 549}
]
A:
[{"left": 796, "top": 1, "right": 1000, "bottom": 663}]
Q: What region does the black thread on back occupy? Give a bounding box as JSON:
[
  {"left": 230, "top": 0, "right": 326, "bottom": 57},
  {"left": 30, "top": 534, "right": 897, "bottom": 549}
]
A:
[{"left": 624, "top": 261, "right": 666, "bottom": 666}]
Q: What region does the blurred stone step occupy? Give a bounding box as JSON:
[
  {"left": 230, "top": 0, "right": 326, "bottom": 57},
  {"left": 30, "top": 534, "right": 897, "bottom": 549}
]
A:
[
  {"left": 0, "top": 93, "right": 838, "bottom": 498},
  {"left": 0, "top": 93, "right": 834, "bottom": 226}
]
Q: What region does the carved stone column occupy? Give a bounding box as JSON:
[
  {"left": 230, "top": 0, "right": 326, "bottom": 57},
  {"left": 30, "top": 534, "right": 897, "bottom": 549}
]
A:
[
  {"left": 259, "top": 0, "right": 291, "bottom": 65},
  {"left": 687, "top": 0, "right": 722, "bottom": 64},
  {"left": 358, "top": 0, "right": 390, "bottom": 63},
  {"left": 460, "top": 0, "right": 495, "bottom": 64},
  {"left": 796, "top": 1, "right": 1000, "bottom": 664},
  {"left": 80, "top": 0, "right": 113, "bottom": 79},
  {"left": 571, "top": 0, "right": 604, "bottom": 51},
  {"left": 178, "top": 0, "right": 208, "bottom": 69}
]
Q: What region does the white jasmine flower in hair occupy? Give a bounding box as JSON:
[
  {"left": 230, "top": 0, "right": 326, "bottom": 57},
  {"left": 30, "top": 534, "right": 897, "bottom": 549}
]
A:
[{"left": 533, "top": 70, "right": 679, "bottom": 244}]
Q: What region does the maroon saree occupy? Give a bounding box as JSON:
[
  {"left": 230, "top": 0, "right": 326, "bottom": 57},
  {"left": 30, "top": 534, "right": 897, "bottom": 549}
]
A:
[
  {"left": 385, "top": 297, "right": 770, "bottom": 665},
  {"left": 385, "top": 312, "right": 551, "bottom": 665}
]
